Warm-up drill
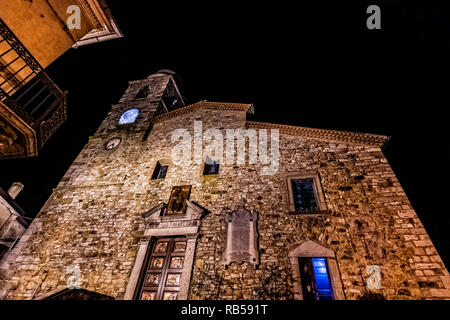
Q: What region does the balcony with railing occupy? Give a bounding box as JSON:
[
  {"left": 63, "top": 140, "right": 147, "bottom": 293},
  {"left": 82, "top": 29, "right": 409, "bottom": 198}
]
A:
[{"left": 0, "top": 18, "right": 67, "bottom": 160}]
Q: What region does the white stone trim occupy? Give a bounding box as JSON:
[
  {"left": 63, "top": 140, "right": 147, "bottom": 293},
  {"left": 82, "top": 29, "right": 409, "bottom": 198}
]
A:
[
  {"left": 123, "top": 239, "right": 150, "bottom": 300},
  {"left": 124, "top": 200, "right": 206, "bottom": 300},
  {"left": 179, "top": 234, "right": 198, "bottom": 299}
]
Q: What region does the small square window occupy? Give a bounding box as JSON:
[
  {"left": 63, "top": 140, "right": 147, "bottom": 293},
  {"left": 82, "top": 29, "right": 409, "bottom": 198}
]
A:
[
  {"left": 203, "top": 156, "right": 219, "bottom": 175},
  {"left": 151, "top": 162, "right": 168, "bottom": 179}
]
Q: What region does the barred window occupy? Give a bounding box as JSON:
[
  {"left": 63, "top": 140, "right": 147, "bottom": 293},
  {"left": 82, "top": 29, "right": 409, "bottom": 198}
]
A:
[
  {"left": 291, "top": 179, "right": 318, "bottom": 212},
  {"left": 286, "top": 172, "right": 328, "bottom": 214}
]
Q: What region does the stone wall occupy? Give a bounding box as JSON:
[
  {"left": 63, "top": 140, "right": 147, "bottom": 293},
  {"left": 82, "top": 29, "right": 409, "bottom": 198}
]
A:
[{"left": 0, "top": 83, "right": 449, "bottom": 299}]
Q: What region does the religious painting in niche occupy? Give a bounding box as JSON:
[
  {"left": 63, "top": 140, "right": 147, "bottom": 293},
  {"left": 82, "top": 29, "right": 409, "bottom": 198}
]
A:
[
  {"left": 221, "top": 207, "right": 259, "bottom": 267},
  {"left": 118, "top": 109, "right": 139, "bottom": 125},
  {"left": 136, "top": 237, "right": 186, "bottom": 300},
  {"left": 165, "top": 185, "right": 191, "bottom": 216}
]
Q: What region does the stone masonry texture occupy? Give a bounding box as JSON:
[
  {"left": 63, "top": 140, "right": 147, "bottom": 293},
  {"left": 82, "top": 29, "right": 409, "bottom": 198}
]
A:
[{"left": 0, "top": 72, "right": 449, "bottom": 300}]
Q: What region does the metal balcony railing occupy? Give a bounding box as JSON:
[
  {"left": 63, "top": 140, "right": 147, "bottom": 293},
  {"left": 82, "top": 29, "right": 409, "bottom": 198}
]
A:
[{"left": 0, "top": 17, "right": 67, "bottom": 155}]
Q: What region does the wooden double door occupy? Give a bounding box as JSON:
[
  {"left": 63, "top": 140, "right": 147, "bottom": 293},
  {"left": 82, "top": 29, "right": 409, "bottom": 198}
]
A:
[{"left": 137, "top": 237, "right": 187, "bottom": 300}]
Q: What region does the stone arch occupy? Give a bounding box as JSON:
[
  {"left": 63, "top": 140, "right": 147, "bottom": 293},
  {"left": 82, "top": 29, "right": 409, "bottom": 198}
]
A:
[{"left": 288, "top": 240, "right": 345, "bottom": 300}]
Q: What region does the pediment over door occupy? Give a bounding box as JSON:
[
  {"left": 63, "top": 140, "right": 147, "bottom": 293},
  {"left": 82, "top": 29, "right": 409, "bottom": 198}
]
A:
[
  {"left": 142, "top": 200, "right": 208, "bottom": 232},
  {"left": 124, "top": 199, "right": 209, "bottom": 300}
]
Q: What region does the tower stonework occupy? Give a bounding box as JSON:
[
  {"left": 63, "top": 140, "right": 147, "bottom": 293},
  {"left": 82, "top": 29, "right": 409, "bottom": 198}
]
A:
[{"left": 0, "top": 71, "right": 449, "bottom": 300}]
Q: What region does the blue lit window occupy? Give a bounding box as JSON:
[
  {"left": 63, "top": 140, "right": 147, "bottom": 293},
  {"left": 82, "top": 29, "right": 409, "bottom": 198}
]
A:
[
  {"left": 299, "top": 257, "right": 333, "bottom": 300},
  {"left": 312, "top": 258, "right": 333, "bottom": 300},
  {"left": 119, "top": 109, "right": 139, "bottom": 125}
]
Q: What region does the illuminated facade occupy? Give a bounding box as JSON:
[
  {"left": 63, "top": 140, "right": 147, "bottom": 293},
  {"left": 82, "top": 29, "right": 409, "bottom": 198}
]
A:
[{"left": 0, "top": 70, "right": 449, "bottom": 300}]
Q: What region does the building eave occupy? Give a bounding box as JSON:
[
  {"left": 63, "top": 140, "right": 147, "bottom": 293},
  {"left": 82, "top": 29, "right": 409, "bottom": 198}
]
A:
[
  {"left": 151, "top": 101, "right": 254, "bottom": 125},
  {"left": 72, "top": 0, "right": 124, "bottom": 48},
  {"left": 151, "top": 100, "right": 389, "bottom": 148},
  {"left": 246, "top": 121, "right": 389, "bottom": 148}
]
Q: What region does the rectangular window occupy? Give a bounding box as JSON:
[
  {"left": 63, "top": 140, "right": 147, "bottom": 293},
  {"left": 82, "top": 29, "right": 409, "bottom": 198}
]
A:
[
  {"left": 151, "top": 162, "right": 168, "bottom": 179},
  {"left": 291, "top": 178, "right": 318, "bottom": 212},
  {"left": 298, "top": 257, "right": 333, "bottom": 300},
  {"left": 203, "top": 156, "right": 219, "bottom": 175},
  {"left": 286, "top": 172, "right": 328, "bottom": 214}
]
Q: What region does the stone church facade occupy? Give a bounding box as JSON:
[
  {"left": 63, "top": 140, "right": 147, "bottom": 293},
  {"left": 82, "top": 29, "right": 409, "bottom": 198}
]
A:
[{"left": 0, "top": 70, "right": 449, "bottom": 300}]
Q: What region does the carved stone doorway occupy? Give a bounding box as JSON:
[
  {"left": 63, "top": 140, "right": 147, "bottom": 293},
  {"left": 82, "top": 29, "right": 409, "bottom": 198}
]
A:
[{"left": 136, "top": 237, "right": 187, "bottom": 300}]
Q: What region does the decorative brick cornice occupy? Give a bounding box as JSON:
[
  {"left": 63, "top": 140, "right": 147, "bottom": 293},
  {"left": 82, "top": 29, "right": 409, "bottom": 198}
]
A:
[
  {"left": 152, "top": 101, "right": 254, "bottom": 124},
  {"left": 246, "top": 121, "right": 389, "bottom": 148},
  {"left": 151, "top": 101, "right": 388, "bottom": 148}
]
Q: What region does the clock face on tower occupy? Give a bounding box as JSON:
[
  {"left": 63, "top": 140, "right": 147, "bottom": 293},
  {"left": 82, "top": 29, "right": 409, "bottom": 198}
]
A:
[{"left": 105, "top": 137, "right": 121, "bottom": 150}]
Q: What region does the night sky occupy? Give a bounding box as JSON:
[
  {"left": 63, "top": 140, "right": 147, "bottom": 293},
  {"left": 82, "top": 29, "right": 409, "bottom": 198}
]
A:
[{"left": 1, "top": 1, "right": 449, "bottom": 267}]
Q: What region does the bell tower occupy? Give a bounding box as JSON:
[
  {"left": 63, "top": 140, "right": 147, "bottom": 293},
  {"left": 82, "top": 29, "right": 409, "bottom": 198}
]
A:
[{"left": 95, "top": 69, "right": 185, "bottom": 138}]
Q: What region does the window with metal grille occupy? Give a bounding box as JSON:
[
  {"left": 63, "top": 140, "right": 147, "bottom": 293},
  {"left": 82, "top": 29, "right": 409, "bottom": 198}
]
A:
[{"left": 291, "top": 178, "right": 318, "bottom": 212}]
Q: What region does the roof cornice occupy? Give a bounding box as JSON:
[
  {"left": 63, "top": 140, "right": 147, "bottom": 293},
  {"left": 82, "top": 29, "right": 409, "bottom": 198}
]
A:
[
  {"left": 246, "top": 121, "right": 389, "bottom": 148},
  {"left": 150, "top": 100, "right": 389, "bottom": 148},
  {"left": 152, "top": 101, "right": 254, "bottom": 124}
]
